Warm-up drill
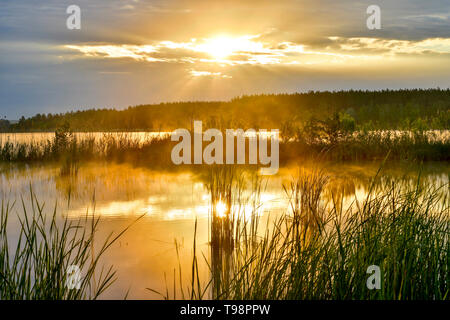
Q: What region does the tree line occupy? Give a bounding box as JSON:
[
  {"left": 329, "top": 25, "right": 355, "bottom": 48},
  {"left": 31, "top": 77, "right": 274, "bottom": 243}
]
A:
[{"left": 4, "top": 89, "right": 450, "bottom": 132}]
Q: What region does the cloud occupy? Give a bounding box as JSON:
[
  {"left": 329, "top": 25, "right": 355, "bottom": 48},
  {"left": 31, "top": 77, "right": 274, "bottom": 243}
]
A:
[
  {"left": 1, "top": 0, "right": 450, "bottom": 118},
  {"left": 64, "top": 34, "right": 450, "bottom": 69},
  {"left": 329, "top": 37, "right": 450, "bottom": 55},
  {"left": 63, "top": 35, "right": 376, "bottom": 66},
  {"left": 120, "top": 5, "right": 135, "bottom": 10},
  {"left": 190, "top": 70, "right": 232, "bottom": 78}
]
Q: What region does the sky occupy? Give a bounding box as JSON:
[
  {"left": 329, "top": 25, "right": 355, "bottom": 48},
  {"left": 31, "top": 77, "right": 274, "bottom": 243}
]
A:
[{"left": 1, "top": 0, "right": 450, "bottom": 119}]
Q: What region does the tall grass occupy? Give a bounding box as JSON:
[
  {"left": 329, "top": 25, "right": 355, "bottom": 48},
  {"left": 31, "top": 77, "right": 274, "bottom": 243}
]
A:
[
  {"left": 0, "top": 132, "right": 172, "bottom": 163},
  {"left": 168, "top": 165, "right": 449, "bottom": 300},
  {"left": 282, "top": 129, "right": 450, "bottom": 162},
  {"left": 1, "top": 129, "right": 449, "bottom": 164},
  {"left": 0, "top": 189, "right": 135, "bottom": 299},
  {"left": 202, "top": 166, "right": 265, "bottom": 299}
]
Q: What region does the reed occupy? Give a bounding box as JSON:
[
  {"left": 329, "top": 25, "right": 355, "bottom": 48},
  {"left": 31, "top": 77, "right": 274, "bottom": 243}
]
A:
[
  {"left": 166, "top": 165, "right": 449, "bottom": 300},
  {"left": 282, "top": 129, "right": 450, "bottom": 162},
  {"left": 1, "top": 129, "right": 448, "bottom": 164},
  {"left": 0, "top": 188, "right": 135, "bottom": 299}
]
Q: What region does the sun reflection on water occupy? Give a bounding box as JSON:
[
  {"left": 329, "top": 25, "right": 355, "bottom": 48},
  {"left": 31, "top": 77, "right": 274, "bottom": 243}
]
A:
[{"left": 215, "top": 201, "right": 228, "bottom": 218}]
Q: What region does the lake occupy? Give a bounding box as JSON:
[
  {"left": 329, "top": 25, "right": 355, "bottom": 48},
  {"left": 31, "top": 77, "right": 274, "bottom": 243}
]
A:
[{"left": 1, "top": 158, "right": 448, "bottom": 299}]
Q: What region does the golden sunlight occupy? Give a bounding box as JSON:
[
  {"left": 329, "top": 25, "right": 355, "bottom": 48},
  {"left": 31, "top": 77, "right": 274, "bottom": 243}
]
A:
[
  {"left": 215, "top": 200, "right": 228, "bottom": 218},
  {"left": 193, "top": 35, "right": 265, "bottom": 59},
  {"left": 65, "top": 35, "right": 382, "bottom": 67}
]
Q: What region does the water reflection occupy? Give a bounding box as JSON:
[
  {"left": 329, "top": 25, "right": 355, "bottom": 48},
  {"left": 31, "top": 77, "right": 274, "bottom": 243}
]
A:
[{"left": 0, "top": 161, "right": 448, "bottom": 298}]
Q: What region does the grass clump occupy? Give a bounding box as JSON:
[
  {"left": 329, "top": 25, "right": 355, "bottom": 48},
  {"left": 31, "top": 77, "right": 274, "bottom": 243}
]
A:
[
  {"left": 0, "top": 189, "right": 133, "bottom": 299},
  {"left": 173, "top": 166, "right": 449, "bottom": 300}
]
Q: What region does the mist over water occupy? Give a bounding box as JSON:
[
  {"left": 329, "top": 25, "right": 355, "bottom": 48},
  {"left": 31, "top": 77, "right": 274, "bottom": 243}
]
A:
[{"left": 1, "top": 157, "right": 448, "bottom": 299}]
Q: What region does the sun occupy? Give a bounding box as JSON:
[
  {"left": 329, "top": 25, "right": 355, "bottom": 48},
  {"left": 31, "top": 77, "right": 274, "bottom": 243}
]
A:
[
  {"left": 196, "top": 35, "right": 263, "bottom": 59},
  {"left": 201, "top": 36, "right": 237, "bottom": 59}
]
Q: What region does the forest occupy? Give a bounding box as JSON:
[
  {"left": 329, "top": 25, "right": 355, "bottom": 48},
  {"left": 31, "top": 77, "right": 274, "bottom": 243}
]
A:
[{"left": 5, "top": 89, "right": 450, "bottom": 132}]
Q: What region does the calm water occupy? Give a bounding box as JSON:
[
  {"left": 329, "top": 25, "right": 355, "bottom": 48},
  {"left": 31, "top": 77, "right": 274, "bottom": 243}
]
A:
[
  {"left": 1, "top": 160, "right": 448, "bottom": 299},
  {"left": 0, "top": 132, "right": 449, "bottom": 299}
]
